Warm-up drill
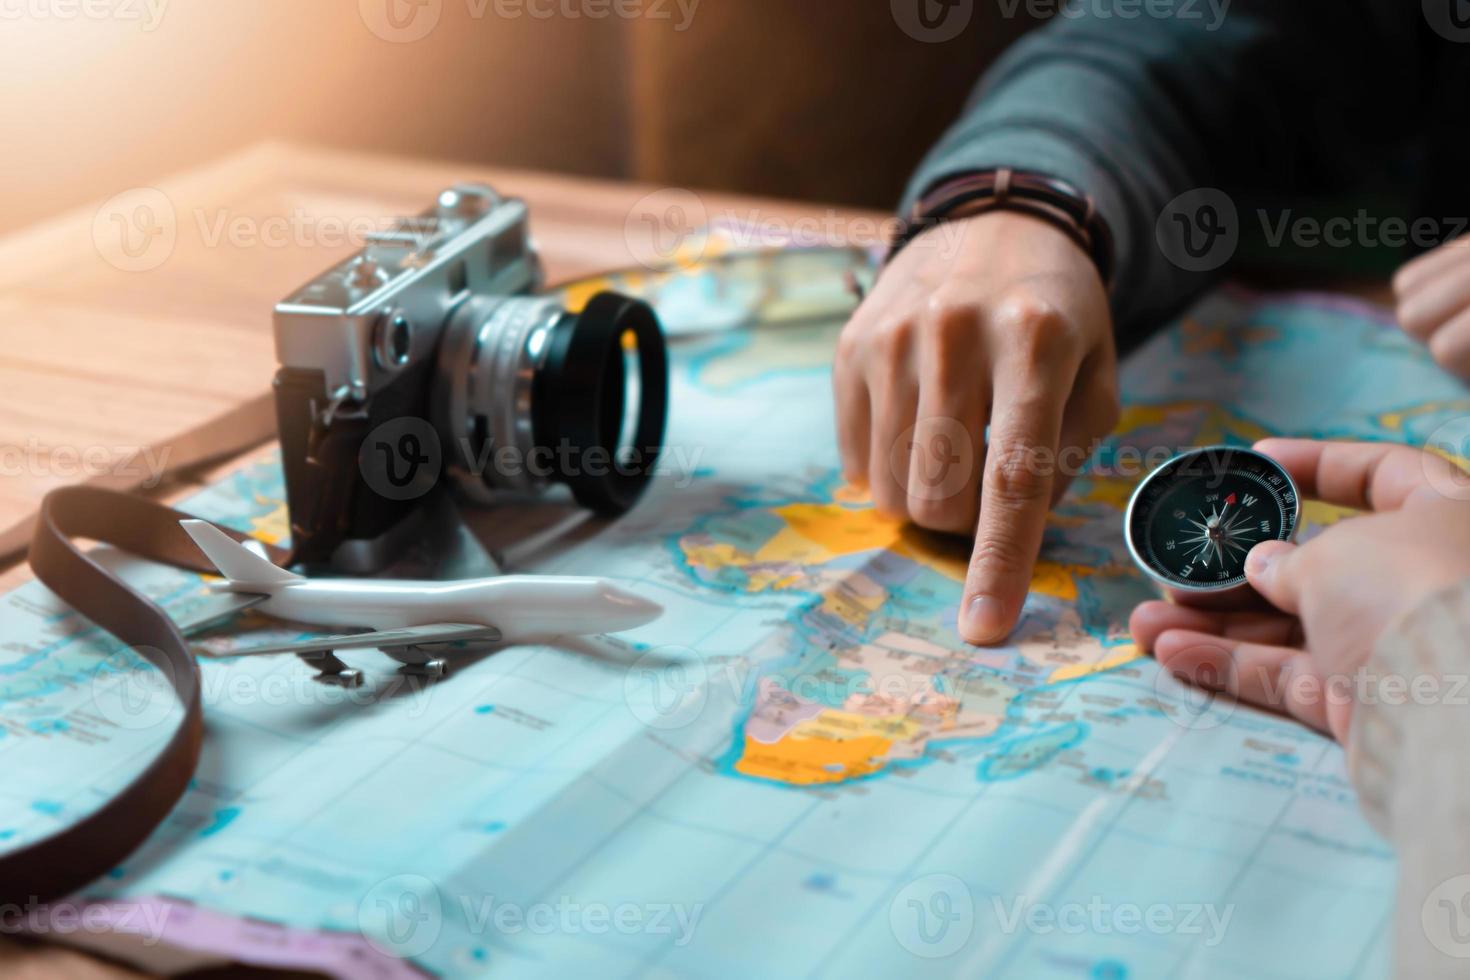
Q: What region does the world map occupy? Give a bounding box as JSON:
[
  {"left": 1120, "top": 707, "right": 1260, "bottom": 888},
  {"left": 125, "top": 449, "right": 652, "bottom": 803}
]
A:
[{"left": 1, "top": 284, "right": 1467, "bottom": 978}]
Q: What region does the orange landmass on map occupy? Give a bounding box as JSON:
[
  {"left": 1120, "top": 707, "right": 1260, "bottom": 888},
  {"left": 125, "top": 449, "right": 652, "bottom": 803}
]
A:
[{"left": 734, "top": 731, "right": 892, "bottom": 785}]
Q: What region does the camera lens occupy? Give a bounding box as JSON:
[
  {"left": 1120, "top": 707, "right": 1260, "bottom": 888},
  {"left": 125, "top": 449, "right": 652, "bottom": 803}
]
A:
[{"left": 434, "top": 291, "right": 668, "bottom": 514}]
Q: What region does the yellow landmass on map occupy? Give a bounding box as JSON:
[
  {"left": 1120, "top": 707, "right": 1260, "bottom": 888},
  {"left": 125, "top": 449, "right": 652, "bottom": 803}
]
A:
[
  {"left": 1377, "top": 400, "right": 1470, "bottom": 435},
  {"left": 758, "top": 503, "right": 902, "bottom": 562},
  {"left": 1047, "top": 644, "right": 1143, "bottom": 683},
  {"left": 755, "top": 502, "right": 1093, "bottom": 601},
  {"left": 735, "top": 731, "right": 892, "bottom": 785},
  {"left": 735, "top": 708, "right": 918, "bottom": 785}
]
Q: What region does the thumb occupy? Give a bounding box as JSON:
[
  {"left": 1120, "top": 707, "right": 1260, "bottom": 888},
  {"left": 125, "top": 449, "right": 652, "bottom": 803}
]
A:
[{"left": 1244, "top": 540, "right": 1304, "bottom": 614}]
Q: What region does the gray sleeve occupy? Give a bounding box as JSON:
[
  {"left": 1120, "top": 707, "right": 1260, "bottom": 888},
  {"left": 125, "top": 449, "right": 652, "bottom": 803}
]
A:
[{"left": 903, "top": 0, "right": 1422, "bottom": 338}]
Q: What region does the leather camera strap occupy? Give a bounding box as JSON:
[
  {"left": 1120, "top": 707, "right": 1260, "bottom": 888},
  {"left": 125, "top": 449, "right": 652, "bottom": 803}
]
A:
[{"left": 2, "top": 485, "right": 292, "bottom": 907}]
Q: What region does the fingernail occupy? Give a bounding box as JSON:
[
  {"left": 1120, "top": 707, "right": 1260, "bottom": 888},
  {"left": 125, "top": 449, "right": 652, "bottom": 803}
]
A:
[
  {"left": 962, "top": 595, "right": 1009, "bottom": 644},
  {"left": 1245, "top": 547, "right": 1274, "bottom": 576}
]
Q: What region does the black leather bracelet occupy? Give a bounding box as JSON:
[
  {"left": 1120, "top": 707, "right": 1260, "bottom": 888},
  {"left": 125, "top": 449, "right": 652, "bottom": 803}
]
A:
[{"left": 888, "top": 168, "right": 1115, "bottom": 290}]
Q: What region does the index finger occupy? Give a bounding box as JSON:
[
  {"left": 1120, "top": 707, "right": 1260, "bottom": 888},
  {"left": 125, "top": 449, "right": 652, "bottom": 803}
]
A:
[
  {"left": 960, "top": 360, "right": 1074, "bottom": 645},
  {"left": 1253, "top": 437, "right": 1466, "bottom": 512}
]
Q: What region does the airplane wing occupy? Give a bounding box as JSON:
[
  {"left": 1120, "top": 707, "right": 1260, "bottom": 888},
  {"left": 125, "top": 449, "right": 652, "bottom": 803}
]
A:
[
  {"left": 192, "top": 623, "right": 504, "bottom": 659},
  {"left": 174, "top": 592, "right": 269, "bottom": 636}
]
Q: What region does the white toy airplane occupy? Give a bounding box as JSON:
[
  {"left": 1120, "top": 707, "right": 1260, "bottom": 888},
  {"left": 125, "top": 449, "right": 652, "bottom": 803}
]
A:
[{"left": 178, "top": 519, "right": 662, "bottom": 684}]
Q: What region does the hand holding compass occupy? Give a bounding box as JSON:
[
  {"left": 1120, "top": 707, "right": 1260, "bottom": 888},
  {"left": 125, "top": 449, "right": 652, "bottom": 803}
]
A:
[{"left": 1129, "top": 438, "right": 1470, "bottom": 741}]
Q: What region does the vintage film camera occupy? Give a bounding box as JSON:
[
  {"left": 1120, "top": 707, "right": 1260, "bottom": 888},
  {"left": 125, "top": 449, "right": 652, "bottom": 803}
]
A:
[{"left": 272, "top": 184, "right": 668, "bottom": 570}]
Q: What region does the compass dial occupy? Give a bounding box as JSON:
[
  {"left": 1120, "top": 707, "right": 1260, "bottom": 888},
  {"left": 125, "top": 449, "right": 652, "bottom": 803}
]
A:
[{"left": 1125, "top": 446, "right": 1300, "bottom": 593}]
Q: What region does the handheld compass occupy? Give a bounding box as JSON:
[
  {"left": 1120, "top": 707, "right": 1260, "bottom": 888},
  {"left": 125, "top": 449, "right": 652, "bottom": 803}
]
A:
[{"left": 1125, "top": 446, "right": 1300, "bottom": 595}]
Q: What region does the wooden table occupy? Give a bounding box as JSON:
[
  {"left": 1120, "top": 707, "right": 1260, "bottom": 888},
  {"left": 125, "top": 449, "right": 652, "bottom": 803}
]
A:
[{"left": 0, "top": 141, "right": 881, "bottom": 571}]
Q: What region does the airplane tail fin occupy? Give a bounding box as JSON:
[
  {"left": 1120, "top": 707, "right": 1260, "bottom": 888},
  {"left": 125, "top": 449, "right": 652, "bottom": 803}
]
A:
[{"left": 180, "top": 519, "right": 302, "bottom": 590}]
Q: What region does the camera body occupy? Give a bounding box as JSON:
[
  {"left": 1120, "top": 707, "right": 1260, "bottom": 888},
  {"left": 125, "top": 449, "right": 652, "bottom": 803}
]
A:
[{"left": 272, "top": 184, "right": 667, "bottom": 571}]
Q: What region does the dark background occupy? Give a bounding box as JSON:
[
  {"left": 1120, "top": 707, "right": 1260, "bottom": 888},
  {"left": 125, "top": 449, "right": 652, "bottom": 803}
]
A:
[{"left": 0, "top": 0, "right": 1040, "bottom": 233}]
